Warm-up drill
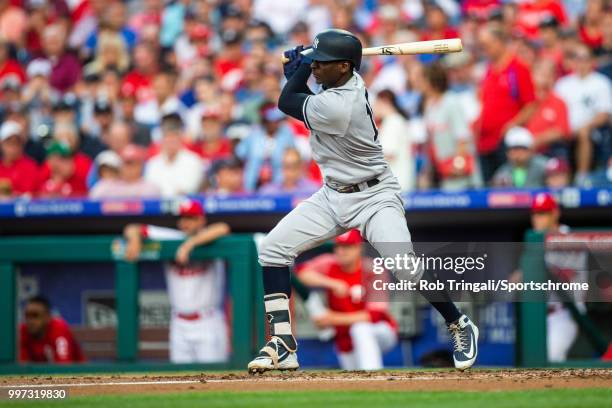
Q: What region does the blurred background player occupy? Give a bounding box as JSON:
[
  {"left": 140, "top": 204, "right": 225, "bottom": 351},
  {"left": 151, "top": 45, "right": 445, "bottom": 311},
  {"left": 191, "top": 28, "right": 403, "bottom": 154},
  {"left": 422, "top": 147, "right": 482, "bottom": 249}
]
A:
[
  {"left": 19, "top": 296, "right": 85, "bottom": 363},
  {"left": 123, "top": 199, "right": 230, "bottom": 363},
  {"left": 512, "top": 192, "right": 587, "bottom": 362},
  {"left": 297, "top": 230, "right": 398, "bottom": 370}
]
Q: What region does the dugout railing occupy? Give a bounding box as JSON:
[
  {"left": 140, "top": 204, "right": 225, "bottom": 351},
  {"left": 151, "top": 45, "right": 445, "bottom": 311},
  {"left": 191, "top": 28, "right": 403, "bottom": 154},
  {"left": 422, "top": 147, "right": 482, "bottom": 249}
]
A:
[{"left": 0, "top": 234, "right": 265, "bottom": 374}]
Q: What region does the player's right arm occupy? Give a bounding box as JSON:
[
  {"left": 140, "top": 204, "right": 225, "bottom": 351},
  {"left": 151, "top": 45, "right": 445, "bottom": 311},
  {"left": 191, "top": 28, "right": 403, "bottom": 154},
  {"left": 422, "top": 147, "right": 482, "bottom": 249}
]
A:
[{"left": 123, "top": 223, "right": 144, "bottom": 262}]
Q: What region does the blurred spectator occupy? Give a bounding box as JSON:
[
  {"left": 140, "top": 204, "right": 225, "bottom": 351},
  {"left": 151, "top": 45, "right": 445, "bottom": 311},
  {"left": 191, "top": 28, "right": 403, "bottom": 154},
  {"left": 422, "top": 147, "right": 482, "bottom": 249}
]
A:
[
  {"left": 578, "top": 0, "right": 605, "bottom": 54},
  {"left": 0, "top": 121, "right": 39, "bottom": 198},
  {"left": 123, "top": 199, "right": 230, "bottom": 363},
  {"left": 121, "top": 42, "right": 159, "bottom": 104},
  {"left": 422, "top": 4, "right": 458, "bottom": 41},
  {"left": 0, "top": 39, "right": 25, "bottom": 89},
  {"left": 90, "top": 144, "right": 160, "bottom": 199},
  {"left": 236, "top": 103, "right": 295, "bottom": 191},
  {"left": 373, "top": 89, "right": 414, "bottom": 192},
  {"left": 135, "top": 70, "right": 187, "bottom": 128},
  {"left": 83, "top": 1, "right": 136, "bottom": 57},
  {"left": 259, "top": 148, "right": 319, "bottom": 195},
  {"left": 208, "top": 157, "right": 244, "bottom": 195},
  {"left": 41, "top": 24, "right": 82, "bottom": 92},
  {"left": 92, "top": 150, "right": 121, "bottom": 183},
  {"left": 144, "top": 113, "right": 204, "bottom": 197},
  {"left": 554, "top": 43, "right": 612, "bottom": 186},
  {"left": 514, "top": 0, "right": 568, "bottom": 40},
  {"left": 86, "top": 120, "right": 133, "bottom": 187},
  {"left": 39, "top": 141, "right": 88, "bottom": 198},
  {"left": 0, "top": 0, "right": 27, "bottom": 45},
  {"left": 545, "top": 157, "right": 571, "bottom": 188},
  {"left": 190, "top": 108, "right": 232, "bottom": 163},
  {"left": 419, "top": 64, "right": 482, "bottom": 191},
  {"left": 253, "top": 0, "right": 308, "bottom": 35},
  {"left": 83, "top": 32, "right": 131, "bottom": 77},
  {"left": 475, "top": 23, "right": 537, "bottom": 181},
  {"left": 297, "top": 230, "right": 398, "bottom": 370},
  {"left": 129, "top": 0, "right": 163, "bottom": 36},
  {"left": 185, "top": 76, "right": 220, "bottom": 140},
  {"left": 19, "top": 296, "right": 85, "bottom": 363},
  {"left": 492, "top": 127, "right": 547, "bottom": 188},
  {"left": 525, "top": 60, "right": 570, "bottom": 158},
  {"left": 441, "top": 51, "right": 480, "bottom": 123},
  {"left": 538, "top": 16, "right": 565, "bottom": 73}
]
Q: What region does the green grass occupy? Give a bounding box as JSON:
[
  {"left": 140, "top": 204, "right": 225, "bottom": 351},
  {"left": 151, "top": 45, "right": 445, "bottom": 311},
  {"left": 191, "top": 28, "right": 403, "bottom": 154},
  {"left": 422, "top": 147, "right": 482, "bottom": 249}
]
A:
[{"left": 1, "top": 388, "right": 611, "bottom": 408}]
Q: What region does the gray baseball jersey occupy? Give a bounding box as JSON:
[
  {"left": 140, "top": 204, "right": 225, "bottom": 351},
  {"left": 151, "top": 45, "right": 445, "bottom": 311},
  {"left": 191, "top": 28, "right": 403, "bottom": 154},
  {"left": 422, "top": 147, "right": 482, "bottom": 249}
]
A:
[{"left": 302, "top": 72, "right": 388, "bottom": 186}]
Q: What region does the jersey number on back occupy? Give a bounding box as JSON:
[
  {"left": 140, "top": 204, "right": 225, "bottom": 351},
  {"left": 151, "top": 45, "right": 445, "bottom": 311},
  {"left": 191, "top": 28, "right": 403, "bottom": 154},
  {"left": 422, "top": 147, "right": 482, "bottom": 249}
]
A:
[{"left": 364, "top": 90, "right": 379, "bottom": 141}]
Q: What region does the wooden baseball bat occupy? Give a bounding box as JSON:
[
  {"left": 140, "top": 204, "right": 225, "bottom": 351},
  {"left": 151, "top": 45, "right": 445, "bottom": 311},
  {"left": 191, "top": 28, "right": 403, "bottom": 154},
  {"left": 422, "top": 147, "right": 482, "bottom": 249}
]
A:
[{"left": 281, "top": 38, "right": 462, "bottom": 64}]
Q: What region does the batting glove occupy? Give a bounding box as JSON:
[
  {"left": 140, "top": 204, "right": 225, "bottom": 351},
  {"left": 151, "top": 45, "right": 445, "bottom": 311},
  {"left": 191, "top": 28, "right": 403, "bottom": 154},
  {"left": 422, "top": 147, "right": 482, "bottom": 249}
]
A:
[{"left": 282, "top": 45, "right": 305, "bottom": 80}]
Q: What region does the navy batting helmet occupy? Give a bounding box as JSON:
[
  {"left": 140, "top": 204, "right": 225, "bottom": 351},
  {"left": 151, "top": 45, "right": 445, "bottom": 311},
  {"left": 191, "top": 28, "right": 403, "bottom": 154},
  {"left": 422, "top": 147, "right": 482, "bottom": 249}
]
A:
[{"left": 302, "top": 29, "right": 362, "bottom": 70}]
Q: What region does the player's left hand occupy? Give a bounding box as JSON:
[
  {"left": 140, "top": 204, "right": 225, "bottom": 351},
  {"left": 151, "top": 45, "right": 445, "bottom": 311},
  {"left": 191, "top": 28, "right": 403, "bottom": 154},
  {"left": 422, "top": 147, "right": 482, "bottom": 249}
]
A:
[
  {"left": 282, "top": 45, "right": 310, "bottom": 80},
  {"left": 175, "top": 242, "right": 193, "bottom": 265}
]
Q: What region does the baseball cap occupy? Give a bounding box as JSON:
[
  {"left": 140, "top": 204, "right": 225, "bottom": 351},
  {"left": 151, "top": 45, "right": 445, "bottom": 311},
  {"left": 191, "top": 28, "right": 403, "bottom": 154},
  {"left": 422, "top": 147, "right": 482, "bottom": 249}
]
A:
[
  {"left": 178, "top": 199, "right": 205, "bottom": 217},
  {"left": 95, "top": 150, "right": 122, "bottom": 169},
  {"left": 0, "top": 121, "right": 23, "bottom": 141},
  {"left": 46, "top": 141, "right": 73, "bottom": 158},
  {"left": 545, "top": 157, "right": 570, "bottom": 177},
  {"left": 214, "top": 157, "right": 243, "bottom": 172},
  {"left": 505, "top": 127, "right": 534, "bottom": 149},
  {"left": 120, "top": 144, "right": 147, "bottom": 162},
  {"left": 335, "top": 230, "right": 363, "bottom": 245},
  {"left": 26, "top": 59, "right": 52, "bottom": 79},
  {"left": 531, "top": 192, "right": 558, "bottom": 213}
]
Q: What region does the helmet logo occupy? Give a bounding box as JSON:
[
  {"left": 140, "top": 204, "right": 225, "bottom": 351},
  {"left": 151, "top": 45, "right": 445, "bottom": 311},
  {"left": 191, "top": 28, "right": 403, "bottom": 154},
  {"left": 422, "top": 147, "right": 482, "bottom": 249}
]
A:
[{"left": 313, "top": 37, "right": 319, "bottom": 49}]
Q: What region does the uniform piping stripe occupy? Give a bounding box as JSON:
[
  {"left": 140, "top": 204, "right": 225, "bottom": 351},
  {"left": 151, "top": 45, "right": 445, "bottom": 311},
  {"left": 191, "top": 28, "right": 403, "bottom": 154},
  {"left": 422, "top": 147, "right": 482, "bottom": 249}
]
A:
[{"left": 303, "top": 96, "right": 312, "bottom": 130}]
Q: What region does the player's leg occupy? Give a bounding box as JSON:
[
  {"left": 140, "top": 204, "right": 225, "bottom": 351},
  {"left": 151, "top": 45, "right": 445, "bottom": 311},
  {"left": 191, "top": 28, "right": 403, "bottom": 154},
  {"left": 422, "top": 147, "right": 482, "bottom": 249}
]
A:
[
  {"left": 169, "top": 317, "right": 194, "bottom": 363},
  {"left": 249, "top": 190, "right": 345, "bottom": 373},
  {"left": 337, "top": 352, "right": 358, "bottom": 370},
  {"left": 194, "top": 311, "right": 229, "bottom": 363},
  {"left": 547, "top": 306, "right": 578, "bottom": 362},
  {"left": 361, "top": 204, "right": 479, "bottom": 370},
  {"left": 372, "top": 321, "right": 398, "bottom": 353},
  {"left": 349, "top": 322, "right": 384, "bottom": 370}
]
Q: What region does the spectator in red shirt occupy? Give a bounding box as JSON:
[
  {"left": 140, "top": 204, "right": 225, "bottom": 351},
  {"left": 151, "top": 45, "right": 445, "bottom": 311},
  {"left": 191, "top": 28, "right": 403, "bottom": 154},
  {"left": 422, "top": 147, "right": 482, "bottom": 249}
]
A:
[
  {"left": 515, "top": 0, "right": 568, "bottom": 40},
  {"left": 0, "top": 121, "right": 39, "bottom": 197},
  {"left": 38, "top": 141, "right": 88, "bottom": 198},
  {"left": 525, "top": 60, "right": 570, "bottom": 158},
  {"left": 19, "top": 296, "right": 85, "bottom": 363},
  {"left": 538, "top": 16, "right": 565, "bottom": 74},
  {"left": 121, "top": 42, "right": 158, "bottom": 104},
  {"left": 579, "top": 0, "right": 605, "bottom": 54},
  {"left": 190, "top": 108, "right": 232, "bottom": 163},
  {"left": 475, "top": 23, "right": 537, "bottom": 181},
  {"left": 297, "top": 230, "right": 398, "bottom": 370},
  {"left": 40, "top": 121, "right": 92, "bottom": 184},
  {"left": 0, "top": 38, "right": 25, "bottom": 88},
  {"left": 421, "top": 4, "right": 459, "bottom": 41}
]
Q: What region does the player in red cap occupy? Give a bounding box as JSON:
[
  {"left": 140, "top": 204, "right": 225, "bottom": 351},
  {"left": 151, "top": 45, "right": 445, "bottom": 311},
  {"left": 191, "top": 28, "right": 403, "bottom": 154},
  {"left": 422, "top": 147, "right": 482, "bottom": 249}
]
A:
[
  {"left": 297, "top": 230, "right": 398, "bottom": 370},
  {"left": 123, "top": 198, "right": 231, "bottom": 363},
  {"left": 520, "top": 192, "right": 586, "bottom": 362}
]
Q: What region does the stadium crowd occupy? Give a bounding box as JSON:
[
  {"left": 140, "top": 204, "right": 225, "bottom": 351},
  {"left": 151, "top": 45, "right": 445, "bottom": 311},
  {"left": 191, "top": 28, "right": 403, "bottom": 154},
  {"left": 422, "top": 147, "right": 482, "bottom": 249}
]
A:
[{"left": 0, "top": 0, "right": 610, "bottom": 200}]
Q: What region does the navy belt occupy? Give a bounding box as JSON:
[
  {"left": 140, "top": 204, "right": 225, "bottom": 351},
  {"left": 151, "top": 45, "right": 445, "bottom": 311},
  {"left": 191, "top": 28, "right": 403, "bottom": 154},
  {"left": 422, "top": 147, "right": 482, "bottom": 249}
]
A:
[{"left": 327, "top": 177, "right": 380, "bottom": 193}]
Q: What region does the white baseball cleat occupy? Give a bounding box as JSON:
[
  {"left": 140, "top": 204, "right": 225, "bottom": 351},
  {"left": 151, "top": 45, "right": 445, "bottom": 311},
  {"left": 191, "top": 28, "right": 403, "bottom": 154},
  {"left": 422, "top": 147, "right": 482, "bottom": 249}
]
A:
[
  {"left": 448, "top": 314, "right": 479, "bottom": 370},
  {"left": 247, "top": 336, "right": 299, "bottom": 374}
]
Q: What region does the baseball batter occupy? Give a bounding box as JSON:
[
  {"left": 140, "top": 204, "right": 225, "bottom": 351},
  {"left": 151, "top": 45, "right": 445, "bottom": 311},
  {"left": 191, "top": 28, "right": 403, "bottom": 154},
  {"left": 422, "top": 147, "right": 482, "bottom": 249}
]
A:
[{"left": 248, "top": 29, "right": 479, "bottom": 374}]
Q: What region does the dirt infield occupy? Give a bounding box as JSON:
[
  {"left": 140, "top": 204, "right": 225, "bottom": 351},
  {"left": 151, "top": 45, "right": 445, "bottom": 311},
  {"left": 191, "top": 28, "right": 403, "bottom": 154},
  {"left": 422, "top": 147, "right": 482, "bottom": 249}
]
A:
[{"left": 1, "top": 369, "right": 611, "bottom": 396}]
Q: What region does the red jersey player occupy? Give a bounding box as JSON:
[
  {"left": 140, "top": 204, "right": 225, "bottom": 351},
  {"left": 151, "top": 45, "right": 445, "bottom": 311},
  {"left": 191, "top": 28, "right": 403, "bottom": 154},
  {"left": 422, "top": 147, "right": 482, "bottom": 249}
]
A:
[
  {"left": 19, "top": 296, "right": 85, "bottom": 363},
  {"left": 298, "top": 230, "right": 398, "bottom": 370}
]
